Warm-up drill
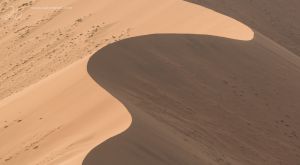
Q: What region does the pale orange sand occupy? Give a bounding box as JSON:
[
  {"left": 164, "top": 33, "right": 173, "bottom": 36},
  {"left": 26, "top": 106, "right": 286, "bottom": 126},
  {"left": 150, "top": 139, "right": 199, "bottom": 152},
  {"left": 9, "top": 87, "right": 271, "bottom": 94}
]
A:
[
  {"left": 0, "top": 59, "right": 131, "bottom": 164},
  {"left": 0, "top": 0, "right": 256, "bottom": 164},
  {"left": 0, "top": 0, "right": 252, "bottom": 100}
]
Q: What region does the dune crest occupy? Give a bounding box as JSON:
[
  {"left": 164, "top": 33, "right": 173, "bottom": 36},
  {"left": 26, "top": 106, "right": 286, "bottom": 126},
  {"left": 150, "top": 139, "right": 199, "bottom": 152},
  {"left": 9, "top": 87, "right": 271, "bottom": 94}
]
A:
[
  {"left": 0, "top": 0, "right": 253, "bottom": 100},
  {"left": 0, "top": 0, "right": 259, "bottom": 164},
  {"left": 186, "top": 0, "right": 300, "bottom": 56},
  {"left": 85, "top": 33, "right": 300, "bottom": 165},
  {"left": 0, "top": 59, "right": 131, "bottom": 164}
]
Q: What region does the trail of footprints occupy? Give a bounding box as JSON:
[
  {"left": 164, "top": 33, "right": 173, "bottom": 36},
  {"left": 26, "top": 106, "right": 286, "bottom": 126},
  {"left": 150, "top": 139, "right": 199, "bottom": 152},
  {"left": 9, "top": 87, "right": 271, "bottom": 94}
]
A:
[
  {"left": 0, "top": 1, "right": 132, "bottom": 163},
  {"left": 0, "top": 118, "right": 61, "bottom": 163},
  {"left": 0, "top": 114, "right": 84, "bottom": 164},
  {"left": 274, "top": 116, "right": 299, "bottom": 140},
  {"left": 0, "top": 1, "right": 132, "bottom": 100},
  {"left": 221, "top": 77, "right": 300, "bottom": 154}
]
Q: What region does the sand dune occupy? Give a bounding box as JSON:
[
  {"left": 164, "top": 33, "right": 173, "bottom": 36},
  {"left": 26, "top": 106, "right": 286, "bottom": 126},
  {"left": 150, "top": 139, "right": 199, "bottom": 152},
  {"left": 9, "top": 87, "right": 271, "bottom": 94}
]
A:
[
  {"left": 186, "top": 0, "right": 300, "bottom": 56},
  {"left": 0, "top": 59, "right": 131, "bottom": 164},
  {"left": 0, "top": 0, "right": 252, "bottom": 100},
  {"left": 0, "top": 0, "right": 299, "bottom": 165},
  {"left": 85, "top": 33, "right": 300, "bottom": 165},
  {"left": 0, "top": 0, "right": 254, "bottom": 164}
]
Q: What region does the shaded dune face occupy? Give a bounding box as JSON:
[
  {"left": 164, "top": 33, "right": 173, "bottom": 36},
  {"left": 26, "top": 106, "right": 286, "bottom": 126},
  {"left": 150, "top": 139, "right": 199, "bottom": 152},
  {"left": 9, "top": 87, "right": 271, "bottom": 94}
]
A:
[
  {"left": 85, "top": 34, "right": 300, "bottom": 165},
  {"left": 185, "top": 0, "right": 300, "bottom": 56}
]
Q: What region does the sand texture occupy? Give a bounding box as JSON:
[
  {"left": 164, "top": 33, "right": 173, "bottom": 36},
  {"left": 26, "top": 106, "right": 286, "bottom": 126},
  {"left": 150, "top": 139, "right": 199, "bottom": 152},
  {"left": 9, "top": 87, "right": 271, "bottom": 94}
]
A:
[
  {"left": 85, "top": 33, "right": 300, "bottom": 165},
  {"left": 0, "top": 0, "right": 299, "bottom": 165}
]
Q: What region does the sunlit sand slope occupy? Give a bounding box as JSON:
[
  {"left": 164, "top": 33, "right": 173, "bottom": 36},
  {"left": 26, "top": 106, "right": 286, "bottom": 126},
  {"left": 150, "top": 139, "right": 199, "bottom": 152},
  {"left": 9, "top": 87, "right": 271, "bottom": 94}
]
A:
[
  {"left": 0, "top": 0, "right": 254, "bottom": 164},
  {"left": 0, "top": 59, "right": 131, "bottom": 165},
  {"left": 0, "top": 0, "right": 252, "bottom": 100}
]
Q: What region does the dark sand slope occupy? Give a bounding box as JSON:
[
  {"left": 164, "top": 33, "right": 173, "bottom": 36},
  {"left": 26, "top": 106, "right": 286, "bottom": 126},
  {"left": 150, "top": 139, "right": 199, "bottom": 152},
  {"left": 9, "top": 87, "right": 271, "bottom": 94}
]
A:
[
  {"left": 186, "top": 0, "right": 300, "bottom": 56},
  {"left": 84, "top": 34, "right": 300, "bottom": 165}
]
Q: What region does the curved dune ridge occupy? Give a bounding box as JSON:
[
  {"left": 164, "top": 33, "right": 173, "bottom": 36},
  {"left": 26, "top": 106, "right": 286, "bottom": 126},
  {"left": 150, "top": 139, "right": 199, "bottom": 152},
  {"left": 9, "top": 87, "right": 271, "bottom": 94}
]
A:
[
  {"left": 0, "top": 0, "right": 299, "bottom": 165},
  {"left": 186, "top": 0, "right": 300, "bottom": 56},
  {"left": 0, "top": 1, "right": 254, "bottom": 164},
  {"left": 0, "top": 0, "right": 253, "bottom": 100},
  {"left": 85, "top": 33, "right": 300, "bottom": 165}
]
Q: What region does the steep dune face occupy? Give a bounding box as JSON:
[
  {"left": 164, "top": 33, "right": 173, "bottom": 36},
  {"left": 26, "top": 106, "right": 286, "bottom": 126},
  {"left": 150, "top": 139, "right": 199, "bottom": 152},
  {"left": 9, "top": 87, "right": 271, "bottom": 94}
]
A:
[
  {"left": 186, "top": 0, "right": 300, "bottom": 56},
  {"left": 0, "top": 1, "right": 255, "bottom": 164},
  {"left": 86, "top": 33, "right": 300, "bottom": 165},
  {"left": 1, "top": 0, "right": 299, "bottom": 165}
]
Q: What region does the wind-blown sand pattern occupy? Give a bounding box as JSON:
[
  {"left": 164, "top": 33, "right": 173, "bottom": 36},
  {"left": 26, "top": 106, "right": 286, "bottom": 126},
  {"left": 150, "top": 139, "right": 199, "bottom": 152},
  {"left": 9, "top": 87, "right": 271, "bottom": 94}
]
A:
[
  {"left": 86, "top": 34, "right": 300, "bottom": 165},
  {"left": 0, "top": 0, "right": 252, "bottom": 100},
  {"left": 0, "top": 0, "right": 299, "bottom": 164}
]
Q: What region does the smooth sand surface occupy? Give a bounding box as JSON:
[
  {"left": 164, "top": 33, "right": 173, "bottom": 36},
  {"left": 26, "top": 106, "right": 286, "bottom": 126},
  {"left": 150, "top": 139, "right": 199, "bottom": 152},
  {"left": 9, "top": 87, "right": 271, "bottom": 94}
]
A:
[
  {"left": 86, "top": 33, "right": 300, "bottom": 165},
  {"left": 0, "top": 59, "right": 131, "bottom": 164},
  {"left": 0, "top": 0, "right": 255, "bottom": 164}
]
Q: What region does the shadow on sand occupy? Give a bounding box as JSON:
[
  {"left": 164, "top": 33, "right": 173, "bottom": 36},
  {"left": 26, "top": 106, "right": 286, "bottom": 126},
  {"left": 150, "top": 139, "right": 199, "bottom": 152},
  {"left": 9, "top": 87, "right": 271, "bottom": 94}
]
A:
[
  {"left": 83, "top": 34, "right": 300, "bottom": 165},
  {"left": 185, "top": 0, "right": 300, "bottom": 56}
]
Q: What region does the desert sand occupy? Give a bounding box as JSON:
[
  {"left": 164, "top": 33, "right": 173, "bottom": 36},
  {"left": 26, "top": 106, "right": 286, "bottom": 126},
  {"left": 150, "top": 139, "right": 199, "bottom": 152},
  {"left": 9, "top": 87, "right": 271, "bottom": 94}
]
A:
[
  {"left": 187, "top": 0, "right": 300, "bottom": 56},
  {"left": 0, "top": 0, "right": 252, "bottom": 100},
  {"left": 0, "top": 59, "right": 131, "bottom": 164},
  {"left": 86, "top": 33, "right": 300, "bottom": 165},
  {"left": 0, "top": 0, "right": 299, "bottom": 165}
]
